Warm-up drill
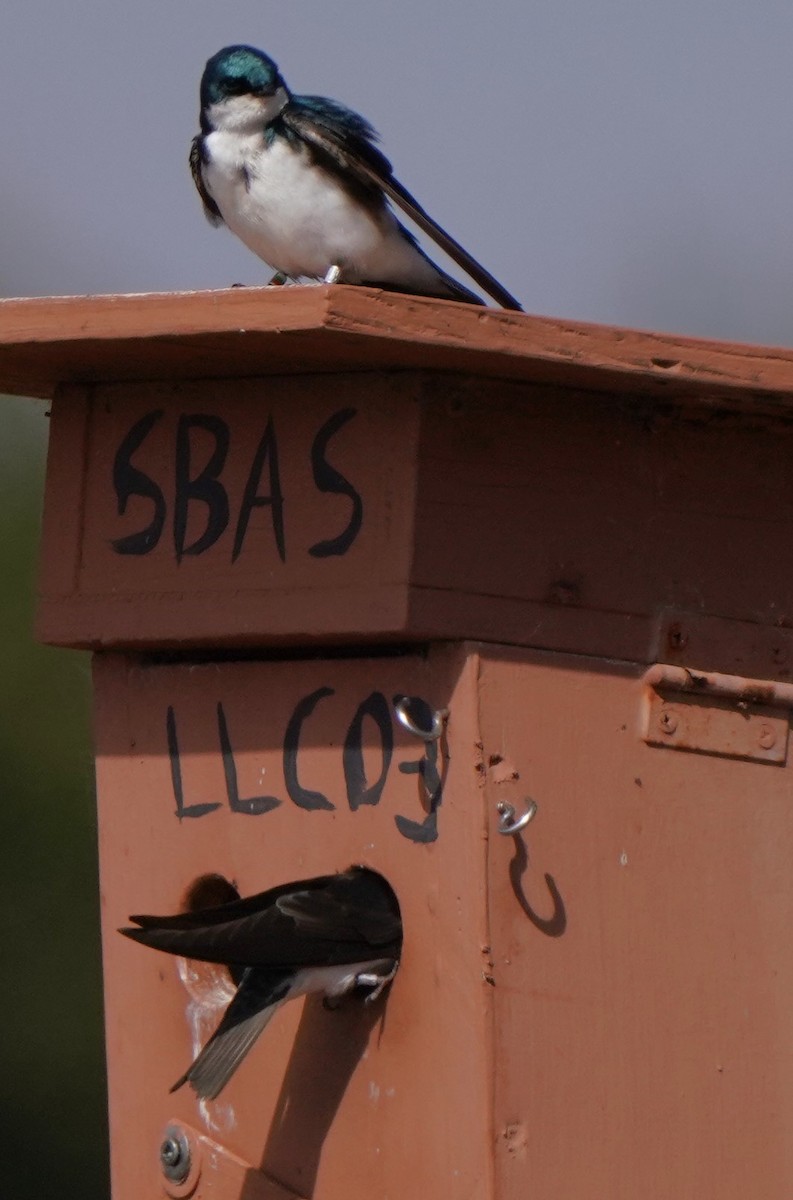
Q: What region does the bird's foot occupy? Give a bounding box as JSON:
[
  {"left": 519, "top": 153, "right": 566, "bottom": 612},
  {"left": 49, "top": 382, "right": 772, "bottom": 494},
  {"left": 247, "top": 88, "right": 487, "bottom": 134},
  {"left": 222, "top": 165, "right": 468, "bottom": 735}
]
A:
[
  {"left": 267, "top": 271, "right": 288, "bottom": 287},
  {"left": 324, "top": 264, "right": 343, "bottom": 285},
  {"left": 322, "top": 995, "right": 343, "bottom": 1011},
  {"left": 357, "top": 960, "right": 399, "bottom": 1004}
]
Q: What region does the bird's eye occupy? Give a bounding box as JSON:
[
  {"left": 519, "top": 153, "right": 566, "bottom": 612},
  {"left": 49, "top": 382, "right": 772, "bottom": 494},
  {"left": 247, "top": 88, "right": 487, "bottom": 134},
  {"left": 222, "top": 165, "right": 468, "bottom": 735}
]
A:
[{"left": 224, "top": 76, "right": 251, "bottom": 95}]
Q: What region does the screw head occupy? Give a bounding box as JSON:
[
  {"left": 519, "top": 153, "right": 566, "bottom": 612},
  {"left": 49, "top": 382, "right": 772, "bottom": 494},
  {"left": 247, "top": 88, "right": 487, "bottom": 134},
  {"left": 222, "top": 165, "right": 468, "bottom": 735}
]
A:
[
  {"left": 160, "top": 1128, "right": 190, "bottom": 1184},
  {"left": 758, "top": 724, "right": 777, "bottom": 750},
  {"left": 161, "top": 1139, "right": 181, "bottom": 1169},
  {"left": 659, "top": 709, "right": 678, "bottom": 735},
  {"left": 667, "top": 623, "right": 688, "bottom": 651}
]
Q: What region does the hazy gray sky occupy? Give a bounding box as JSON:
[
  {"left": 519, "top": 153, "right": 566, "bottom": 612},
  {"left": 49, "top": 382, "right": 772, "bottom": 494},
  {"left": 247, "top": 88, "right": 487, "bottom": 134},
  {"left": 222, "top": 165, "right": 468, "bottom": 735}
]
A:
[{"left": 4, "top": 1, "right": 793, "bottom": 345}]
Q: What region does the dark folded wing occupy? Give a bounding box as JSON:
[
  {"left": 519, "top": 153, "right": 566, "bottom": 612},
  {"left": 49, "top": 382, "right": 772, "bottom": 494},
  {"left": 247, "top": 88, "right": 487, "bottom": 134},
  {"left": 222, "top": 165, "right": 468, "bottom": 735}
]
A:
[
  {"left": 121, "top": 867, "right": 401, "bottom": 967},
  {"left": 283, "top": 96, "right": 523, "bottom": 311},
  {"left": 127, "top": 872, "right": 341, "bottom": 931},
  {"left": 189, "top": 136, "right": 224, "bottom": 226},
  {"left": 170, "top": 967, "right": 290, "bottom": 1099},
  {"left": 275, "top": 882, "right": 402, "bottom": 946}
]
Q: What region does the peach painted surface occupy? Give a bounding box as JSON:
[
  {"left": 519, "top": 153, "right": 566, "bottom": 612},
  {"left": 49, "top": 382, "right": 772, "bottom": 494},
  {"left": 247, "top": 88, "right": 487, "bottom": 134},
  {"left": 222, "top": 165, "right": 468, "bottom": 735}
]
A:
[
  {"left": 95, "top": 646, "right": 493, "bottom": 1200},
  {"left": 95, "top": 640, "right": 793, "bottom": 1198},
  {"left": 4, "top": 285, "right": 793, "bottom": 406}
]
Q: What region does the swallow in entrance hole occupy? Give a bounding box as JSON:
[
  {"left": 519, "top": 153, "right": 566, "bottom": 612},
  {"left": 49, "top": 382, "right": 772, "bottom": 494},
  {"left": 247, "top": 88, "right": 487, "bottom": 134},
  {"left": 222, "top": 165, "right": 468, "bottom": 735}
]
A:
[
  {"left": 120, "top": 866, "right": 401, "bottom": 1100},
  {"left": 190, "top": 44, "right": 523, "bottom": 310}
]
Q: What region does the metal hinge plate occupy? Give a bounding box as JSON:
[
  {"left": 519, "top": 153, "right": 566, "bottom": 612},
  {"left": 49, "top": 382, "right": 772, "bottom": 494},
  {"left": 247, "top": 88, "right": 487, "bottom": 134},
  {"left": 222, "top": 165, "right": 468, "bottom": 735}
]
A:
[{"left": 642, "top": 664, "right": 791, "bottom": 765}]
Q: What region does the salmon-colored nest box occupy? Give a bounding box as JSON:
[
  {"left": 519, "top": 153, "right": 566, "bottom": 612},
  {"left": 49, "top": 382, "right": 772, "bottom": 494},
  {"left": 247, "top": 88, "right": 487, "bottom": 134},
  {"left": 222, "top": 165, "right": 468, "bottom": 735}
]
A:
[{"left": 4, "top": 284, "right": 793, "bottom": 1198}]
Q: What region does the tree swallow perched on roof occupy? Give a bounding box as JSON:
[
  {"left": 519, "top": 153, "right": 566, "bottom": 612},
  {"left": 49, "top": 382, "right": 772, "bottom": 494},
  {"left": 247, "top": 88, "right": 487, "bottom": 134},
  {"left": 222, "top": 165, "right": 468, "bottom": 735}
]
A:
[
  {"left": 120, "top": 866, "right": 401, "bottom": 1100},
  {"left": 190, "top": 44, "right": 523, "bottom": 310}
]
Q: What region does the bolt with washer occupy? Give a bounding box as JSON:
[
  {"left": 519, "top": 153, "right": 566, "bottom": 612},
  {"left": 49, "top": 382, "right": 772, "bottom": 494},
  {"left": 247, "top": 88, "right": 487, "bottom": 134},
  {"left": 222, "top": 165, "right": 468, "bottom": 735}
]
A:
[{"left": 160, "top": 1127, "right": 191, "bottom": 1185}]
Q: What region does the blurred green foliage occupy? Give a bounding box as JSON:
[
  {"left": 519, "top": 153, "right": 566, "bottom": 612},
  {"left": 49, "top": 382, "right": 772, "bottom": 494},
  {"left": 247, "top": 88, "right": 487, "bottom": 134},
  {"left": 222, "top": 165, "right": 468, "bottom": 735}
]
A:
[{"left": 0, "top": 397, "right": 108, "bottom": 1197}]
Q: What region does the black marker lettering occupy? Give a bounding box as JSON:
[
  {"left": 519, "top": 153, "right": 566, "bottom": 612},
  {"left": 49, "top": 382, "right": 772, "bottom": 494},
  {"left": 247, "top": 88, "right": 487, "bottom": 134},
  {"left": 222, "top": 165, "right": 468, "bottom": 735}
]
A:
[
  {"left": 217, "top": 703, "right": 281, "bottom": 815},
  {"left": 167, "top": 705, "right": 222, "bottom": 820},
  {"left": 395, "top": 809, "right": 439, "bottom": 844},
  {"left": 343, "top": 691, "right": 393, "bottom": 810},
  {"left": 394, "top": 696, "right": 443, "bottom": 843},
  {"left": 111, "top": 410, "right": 166, "bottom": 555},
  {"left": 283, "top": 687, "right": 336, "bottom": 811},
  {"left": 233, "top": 415, "right": 285, "bottom": 563},
  {"left": 173, "top": 414, "right": 230, "bottom": 562},
  {"left": 308, "top": 408, "right": 363, "bottom": 558}
]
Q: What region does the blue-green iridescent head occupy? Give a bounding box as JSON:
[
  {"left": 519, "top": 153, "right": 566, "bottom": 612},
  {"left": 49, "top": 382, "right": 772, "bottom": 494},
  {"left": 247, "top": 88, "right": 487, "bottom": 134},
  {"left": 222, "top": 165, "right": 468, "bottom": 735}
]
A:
[{"left": 200, "top": 45, "right": 286, "bottom": 110}]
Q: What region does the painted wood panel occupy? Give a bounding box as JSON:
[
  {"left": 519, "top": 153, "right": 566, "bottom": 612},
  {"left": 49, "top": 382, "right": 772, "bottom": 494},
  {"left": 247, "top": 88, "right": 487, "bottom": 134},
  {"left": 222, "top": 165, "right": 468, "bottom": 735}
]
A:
[
  {"left": 94, "top": 646, "right": 494, "bottom": 1200},
  {"left": 479, "top": 644, "right": 793, "bottom": 1198},
  {"left": 38, "top": 373, "right": 419, "bottom": 647},
  {"left": 4, "top": 285, "right": 793, "bottom": 409},
  {"left": 38, "top": 372, "right": 793, "bottom": 678}
]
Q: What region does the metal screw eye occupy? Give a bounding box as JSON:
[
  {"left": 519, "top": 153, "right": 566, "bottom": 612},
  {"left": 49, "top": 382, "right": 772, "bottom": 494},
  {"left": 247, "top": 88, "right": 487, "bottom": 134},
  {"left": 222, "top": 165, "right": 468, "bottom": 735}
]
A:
[
  {"left": 394, "top": 696, "right": 449, "bottom": 741},
  {"left": 497, "top": 799, "right": 538, "bottom": 836}
]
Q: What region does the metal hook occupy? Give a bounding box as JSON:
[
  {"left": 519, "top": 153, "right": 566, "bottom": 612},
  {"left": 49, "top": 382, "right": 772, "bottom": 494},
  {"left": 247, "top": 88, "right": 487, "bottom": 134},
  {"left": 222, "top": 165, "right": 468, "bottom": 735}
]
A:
[
  {"left": 497, "top": 799, "right": 538, "bottom": 836},
  {"left": 394, "top": 697, "right": 449, "bottom": 742}
]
